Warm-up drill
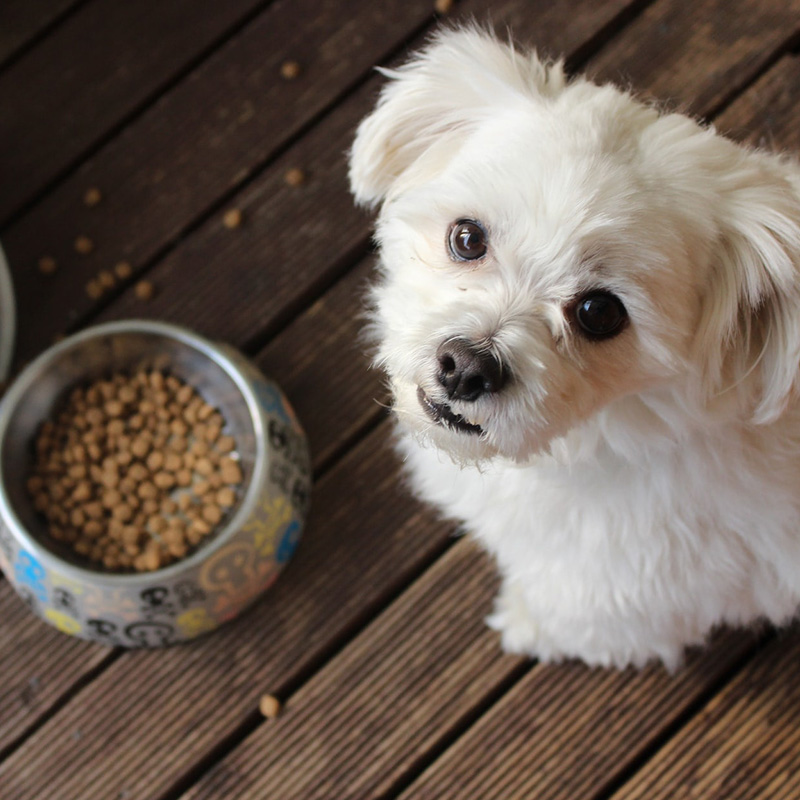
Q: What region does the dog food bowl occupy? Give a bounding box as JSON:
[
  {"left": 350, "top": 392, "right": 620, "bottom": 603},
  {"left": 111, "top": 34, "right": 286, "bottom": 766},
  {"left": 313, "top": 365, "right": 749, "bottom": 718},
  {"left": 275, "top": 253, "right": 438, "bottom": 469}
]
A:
[
  {"left": 0, "top": 242, "right": 15, "bottom": 382},
  {"left": 0, "top": 320, "right": 310, "bottom": 647}
]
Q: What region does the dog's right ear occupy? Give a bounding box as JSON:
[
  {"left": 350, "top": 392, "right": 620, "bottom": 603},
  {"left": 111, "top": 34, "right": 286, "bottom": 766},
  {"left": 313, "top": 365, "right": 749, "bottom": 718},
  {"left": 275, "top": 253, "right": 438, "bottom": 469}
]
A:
[{"left": 348, "top": 26, "right": 566, "bottom": 209}]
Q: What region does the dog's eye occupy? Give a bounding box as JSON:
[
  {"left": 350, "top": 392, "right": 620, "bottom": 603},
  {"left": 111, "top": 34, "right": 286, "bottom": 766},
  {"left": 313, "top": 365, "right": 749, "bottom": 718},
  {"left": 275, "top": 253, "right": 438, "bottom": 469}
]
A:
[
  {"left": 449, "top": 220, "right": 487, "bottom": 261},
  {"left": 574, "top": 291, "right": 628, "bottom": 339}
]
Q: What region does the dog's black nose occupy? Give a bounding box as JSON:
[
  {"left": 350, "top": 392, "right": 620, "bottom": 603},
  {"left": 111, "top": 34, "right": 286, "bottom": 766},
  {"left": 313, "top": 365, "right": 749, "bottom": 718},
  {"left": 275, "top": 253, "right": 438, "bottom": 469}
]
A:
[{"left": 436, "top": 338, "right": 507, "bottom": 402}]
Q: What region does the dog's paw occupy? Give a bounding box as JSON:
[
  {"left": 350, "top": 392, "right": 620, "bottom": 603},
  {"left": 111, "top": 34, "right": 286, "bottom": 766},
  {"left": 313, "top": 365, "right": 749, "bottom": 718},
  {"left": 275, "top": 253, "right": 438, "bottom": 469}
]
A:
[{"left": 486, "top": 580, "right": 539, "bottom": 655}]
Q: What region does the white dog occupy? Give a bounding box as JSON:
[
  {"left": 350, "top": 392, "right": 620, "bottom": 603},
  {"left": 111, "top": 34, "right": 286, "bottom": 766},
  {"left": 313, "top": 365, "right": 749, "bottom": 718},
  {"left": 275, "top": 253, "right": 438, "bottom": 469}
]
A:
[{"left": 348, "top": 27, "right": 800, "bottom": 669}]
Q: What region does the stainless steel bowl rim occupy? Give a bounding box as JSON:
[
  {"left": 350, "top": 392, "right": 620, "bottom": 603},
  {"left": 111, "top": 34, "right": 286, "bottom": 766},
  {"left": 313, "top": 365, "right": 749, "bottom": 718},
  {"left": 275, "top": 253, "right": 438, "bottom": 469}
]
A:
[
  {"left": 0, "top": 242, "right": 15, "bottom": 382},
  {"left": 0, "top": 319, "right": 268, "bottom": 585}
]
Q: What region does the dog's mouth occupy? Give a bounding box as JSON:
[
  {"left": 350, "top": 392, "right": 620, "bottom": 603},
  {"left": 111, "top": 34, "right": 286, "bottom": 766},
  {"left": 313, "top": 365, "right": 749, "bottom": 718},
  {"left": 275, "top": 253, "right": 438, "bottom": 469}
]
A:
[{"left": 416, "top": 386, "right": 483, "bottom": 435}]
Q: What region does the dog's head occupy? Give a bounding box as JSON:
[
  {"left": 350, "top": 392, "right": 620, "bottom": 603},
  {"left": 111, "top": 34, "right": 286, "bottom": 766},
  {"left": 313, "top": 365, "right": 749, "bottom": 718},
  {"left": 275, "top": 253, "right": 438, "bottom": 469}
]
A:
[{"left": 349, "top": 27, "right": 800, "bottom": 463}]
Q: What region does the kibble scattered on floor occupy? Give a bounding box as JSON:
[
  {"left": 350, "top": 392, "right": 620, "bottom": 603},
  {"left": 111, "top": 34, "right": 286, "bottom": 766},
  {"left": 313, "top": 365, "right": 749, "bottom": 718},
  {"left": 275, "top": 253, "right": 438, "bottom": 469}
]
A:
[
  {"left": 279, "top": 60, "right": 301, "bottom": 80},
  {"left": 134, "top": 280, "right": 155, "bottom": 301},
  {"left": 259, "top": 694, "right": 282, "bottom": 718},
  {"left": 74, "top": 235, "right": 94, "bottom": 255},
  {"left": 38, "top": 256, "right": 57, "bottom": 275},
  {"left": 223, "top": 208, "right": 243, "bottom": 229},
  {"left": 83, "top": 187, "right": 102, "bottom": 207},
  {"left": 284, "top": 168, "right": 305, "bottom": 187},
  {"left": 115, "top": 262, "right": 133, "bottom": 281}
]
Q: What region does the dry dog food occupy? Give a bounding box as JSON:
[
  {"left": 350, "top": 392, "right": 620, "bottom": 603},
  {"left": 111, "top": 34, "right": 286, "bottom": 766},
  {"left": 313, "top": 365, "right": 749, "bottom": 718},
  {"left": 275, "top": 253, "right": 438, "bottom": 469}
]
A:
[
  {"left": 38, "top": 256, "right": 57, "bottom": 275},
  {"left": 284, "top": 168, "right": 305, "bottom": 187},
  {"left": 114, "top": 261, "right": 133, "bottom": 280},
  {"left": 259, "top": 694, "right": 282, "bottom": 718},
  {"left": 279, "top": 60, "right": 301, "bottom": 80},
  {"left": 75, "top": 235, "right": 94, "bottom": 255},
  {"left": 223, "top": 209, "right": 243, "bottom": 229},
  {"left": 83, "top": 188, "right": 102, "bottom": 207},
  {"left": 27, "top": 370, "right": 243, "bottom": 572},
  {"left": 134, "top": 280, "right": 155, "bottom": 301}
]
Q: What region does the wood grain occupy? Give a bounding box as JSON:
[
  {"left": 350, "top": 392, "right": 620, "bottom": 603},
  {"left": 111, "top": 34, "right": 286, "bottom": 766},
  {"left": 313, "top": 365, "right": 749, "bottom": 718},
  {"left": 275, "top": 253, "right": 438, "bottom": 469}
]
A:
[
  {"left": 0, "top": 0, "right": 265, "bottom": 224},
  {"left": 609, "top": 633, "right": 800, "bottom": 800},
  {"left": 589, "top": 0, "right": 800, "bottom": 118},
  {"left": 396, "top": 630, "right": 756, "bottom": 800},
  {"left": 2, "top": 0, "right": 440, "bottom": 366},
  {"left": 714, "top": 54, "right": 800, "bottom": 152},
  {"left": 0, "top": 0, "right": 82, "bottom": 67},
  {"left": 0, "top": 579, "right": 109, "bottom": 754}
]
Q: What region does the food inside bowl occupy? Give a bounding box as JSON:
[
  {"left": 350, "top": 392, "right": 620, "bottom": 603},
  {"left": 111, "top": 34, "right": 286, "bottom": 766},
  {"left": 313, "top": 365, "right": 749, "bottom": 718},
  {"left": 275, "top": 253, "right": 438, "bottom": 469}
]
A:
[{"left": 26, "top": 369, "right": 243, "bottom": 572}]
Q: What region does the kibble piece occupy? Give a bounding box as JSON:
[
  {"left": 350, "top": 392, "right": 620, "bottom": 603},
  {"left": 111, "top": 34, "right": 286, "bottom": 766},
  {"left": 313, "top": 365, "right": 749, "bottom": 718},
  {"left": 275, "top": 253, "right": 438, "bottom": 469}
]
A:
[
  {"left": 223, "top": 208, "right": 243, "bottom": 229},
  {"left": 176, "top": 468, "right": 193, "bottom": 488},
  {"left": 72, "top": 482, "right": 92, "bottom": 502},
  {"left": 86, "top": 279, "right": 104, "bottom": 299},
  {"left": 279, "top": 60, "right": 301, "bottom": 80},
  {"left": 154, "top": 471, "right": 175, "bottom": 490},
  {"left": 75, "top": 235, "right": 94, "bottom": 255},
  {"left": 284, "top": 167, "right": 305, "bottom": 187},
  {"left": 202, "top": 504, "right": 222, "bottom": 525},
  {"left": 163, "top": 452, "right": 183, "bottom": 472},
  {"left": 104, "top": 399, "right": 124, "bottom": 417},
  {"left": 220, "top": 458, "right": 243, "bottom": 485},
  {"left": 38, "top": 256, "right": 57, "bottom": 275},
  {"left": 259, "top": 694, "right": 282, "bottom": 719},
  {"left": 217, "top": 435, "right": 236, "bottom": 453},
  {"left": 143, "top": 545, "right": 161, "bottom": 572},
  {"left": 434, "top": 0, "right": 454, "bottom": 12},
  {"left": 195, "top": 457, "right": 214, "bottom": 476},
  {"left": 113, "top": 261, "right": 133, "bottom": 280},
  {"left": 134, "top": 280, "right": 155, "bottom": 301},
  {"left": 112, "top": 503, "right": 134, "bottom": 522},
  {"left": 83, "top": 187, "right": 102, "bottom": 207},
  {"left": 98, "top": 270, "right": 116, "bottom": 290},
  {"left": 128, "top": 463, "right": 148, "bottom": 483}
]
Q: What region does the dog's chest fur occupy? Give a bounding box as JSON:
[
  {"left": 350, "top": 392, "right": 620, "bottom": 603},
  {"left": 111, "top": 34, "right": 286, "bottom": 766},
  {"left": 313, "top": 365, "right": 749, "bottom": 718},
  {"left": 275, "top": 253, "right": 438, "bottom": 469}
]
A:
[{"left": 397, "top": 413, "right": 800, "bottom": 668}]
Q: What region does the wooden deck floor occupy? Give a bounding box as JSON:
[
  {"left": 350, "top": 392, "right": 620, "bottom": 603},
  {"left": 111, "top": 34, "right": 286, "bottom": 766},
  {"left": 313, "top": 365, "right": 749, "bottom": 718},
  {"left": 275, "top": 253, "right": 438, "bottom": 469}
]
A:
[{"left": 1, "top": 0, "right": 800, "bottom": 797}]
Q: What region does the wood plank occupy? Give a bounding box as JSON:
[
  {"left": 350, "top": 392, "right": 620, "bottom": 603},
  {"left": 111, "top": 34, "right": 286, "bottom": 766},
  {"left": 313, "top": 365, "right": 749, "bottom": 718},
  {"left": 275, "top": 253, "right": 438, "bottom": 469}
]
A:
[
  {"left": 0, "top": 425, "right": 452, "bottom": 800},
  {"left": 608, "top": 634, "right": 800, "bottom": 800},
  {"left": 2, "top": 0, "right": 442, "bottom": 366},
  {"left": 0, "top": 0, "right": 265, "bottom": 224},
  {"left": 181, "top": 537, "right": 523, "bottom": 800},
  {"left": 394, "top": 631, "right": 756, "bottom": 800},
  {"left": 589, "top": 0, "right": 800, "bottom": 118},
  {"left": 251, "top": 257, "right": 385, "bottom": 468},
  {"left": 714, "top": 54, "right": 800, "bottom": 151},
  {"left": 0, "top": 0, "right": 82, "bottom": 67},
  {"left": 0, "top": 579, "right": 109, "bottom": 755}
]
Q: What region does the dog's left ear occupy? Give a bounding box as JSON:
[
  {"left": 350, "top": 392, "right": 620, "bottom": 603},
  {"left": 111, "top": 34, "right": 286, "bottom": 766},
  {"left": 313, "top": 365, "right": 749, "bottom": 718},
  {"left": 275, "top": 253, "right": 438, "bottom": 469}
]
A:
[
  {"left": 695, "top": 156, "right": 800, "bottom": 424},
  {"left": 348, "top": 26, "right": 566, "bottom": 209}
]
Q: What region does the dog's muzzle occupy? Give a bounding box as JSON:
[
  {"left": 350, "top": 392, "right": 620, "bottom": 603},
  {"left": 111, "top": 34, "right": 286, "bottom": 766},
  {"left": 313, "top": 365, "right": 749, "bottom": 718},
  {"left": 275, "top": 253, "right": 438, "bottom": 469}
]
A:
[{"left": 417, "top": 338, "right": 508, "bottom": 435}]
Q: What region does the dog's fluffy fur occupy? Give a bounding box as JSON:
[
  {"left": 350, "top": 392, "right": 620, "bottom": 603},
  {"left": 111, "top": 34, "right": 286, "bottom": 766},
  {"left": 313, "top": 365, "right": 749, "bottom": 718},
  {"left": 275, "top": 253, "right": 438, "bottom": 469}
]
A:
[{"left": 348, "top": 27, "right": 800, "bottom": 669}]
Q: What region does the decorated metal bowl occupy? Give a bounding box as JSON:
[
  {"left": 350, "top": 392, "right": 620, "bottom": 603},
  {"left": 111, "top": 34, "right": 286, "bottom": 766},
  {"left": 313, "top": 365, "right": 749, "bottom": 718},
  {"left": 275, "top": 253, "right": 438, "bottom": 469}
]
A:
[{"left": 0, "top": 320, "right": 310, "bottom": 647}]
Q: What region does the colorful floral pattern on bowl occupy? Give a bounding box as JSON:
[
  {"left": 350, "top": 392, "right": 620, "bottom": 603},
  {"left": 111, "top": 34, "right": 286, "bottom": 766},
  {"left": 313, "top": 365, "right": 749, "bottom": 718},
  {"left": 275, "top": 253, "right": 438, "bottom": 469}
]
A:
[{"left": 0, "top": 321, "right": 311, "bottom": 647}]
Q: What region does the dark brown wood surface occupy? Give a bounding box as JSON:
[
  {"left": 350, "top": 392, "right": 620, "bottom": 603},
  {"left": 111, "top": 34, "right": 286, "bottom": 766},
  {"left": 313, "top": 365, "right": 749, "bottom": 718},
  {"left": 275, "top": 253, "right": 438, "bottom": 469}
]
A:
[
  {"left": 1, "top": 0, "right": 800, "bottom": 798},
  {"left": 0, "top": 0, "right": 82, "bottom": 67}
]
